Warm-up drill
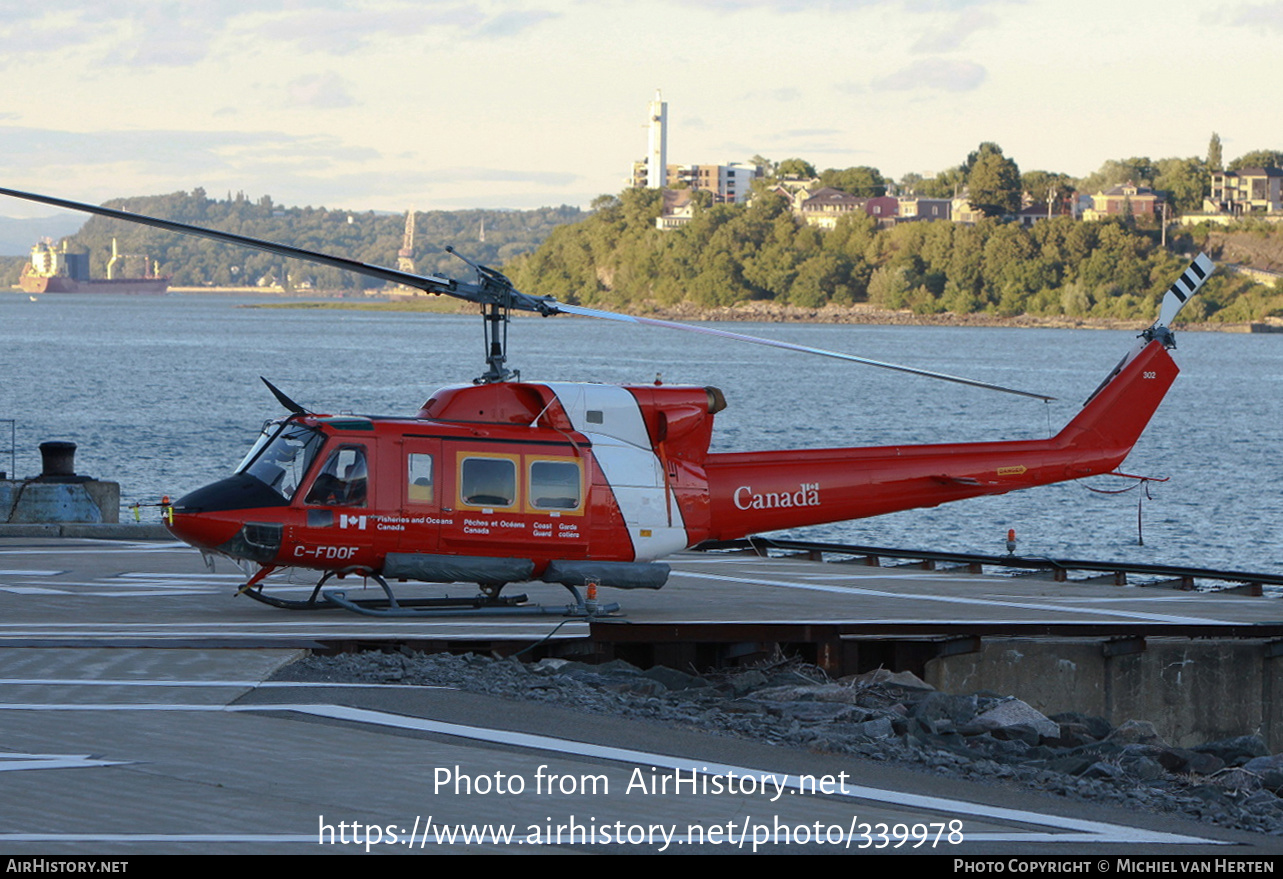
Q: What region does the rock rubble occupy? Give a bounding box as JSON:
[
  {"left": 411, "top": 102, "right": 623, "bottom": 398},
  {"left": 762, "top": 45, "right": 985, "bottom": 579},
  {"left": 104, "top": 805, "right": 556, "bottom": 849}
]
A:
[{"left": 279, "top": 651, "right": 1283, "bottom": 836}]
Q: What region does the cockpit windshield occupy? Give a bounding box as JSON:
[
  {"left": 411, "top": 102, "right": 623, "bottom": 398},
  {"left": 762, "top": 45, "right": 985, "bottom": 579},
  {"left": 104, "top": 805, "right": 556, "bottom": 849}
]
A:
[{"left": 236, "top": 420, "right": 326, "bottom": 501}]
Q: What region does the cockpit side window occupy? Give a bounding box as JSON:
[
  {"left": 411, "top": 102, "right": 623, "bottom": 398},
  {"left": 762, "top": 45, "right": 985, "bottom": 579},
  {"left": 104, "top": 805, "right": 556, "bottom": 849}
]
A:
[
  {"left": 304, "top": 444, "right": 369, "bottom": 507},
  {"left": 239, "top": 421, "right": 326, "bottom": 501}
]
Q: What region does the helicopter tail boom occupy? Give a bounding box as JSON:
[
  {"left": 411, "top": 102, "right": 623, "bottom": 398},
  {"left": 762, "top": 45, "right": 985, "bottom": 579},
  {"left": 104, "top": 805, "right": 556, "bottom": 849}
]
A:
[{"left": 699, "top": 339, "right": 1178, "bottom": 541}]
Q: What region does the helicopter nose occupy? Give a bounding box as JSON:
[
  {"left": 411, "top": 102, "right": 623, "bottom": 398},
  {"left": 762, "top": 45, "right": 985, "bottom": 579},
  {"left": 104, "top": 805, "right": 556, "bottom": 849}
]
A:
[
  {"left": 167, "top": 510, "right": 283, "bottom": 564},
  {"left": 165, "top": 507, "right": 244, "bottom": 554},
  {"left": 165, "top": 474, "right": 288, "bottom": 562}
]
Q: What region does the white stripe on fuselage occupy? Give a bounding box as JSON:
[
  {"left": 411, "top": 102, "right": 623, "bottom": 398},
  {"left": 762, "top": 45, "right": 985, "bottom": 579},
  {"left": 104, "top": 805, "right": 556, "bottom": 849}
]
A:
[{"left": 541, "top": 383, "right": 687, "bottom": 561}]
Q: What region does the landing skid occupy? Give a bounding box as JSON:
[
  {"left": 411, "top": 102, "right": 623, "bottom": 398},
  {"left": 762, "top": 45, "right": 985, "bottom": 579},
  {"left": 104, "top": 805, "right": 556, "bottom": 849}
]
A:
[{"left": 237, "top": 570, "right": 620, "bottom": 617}]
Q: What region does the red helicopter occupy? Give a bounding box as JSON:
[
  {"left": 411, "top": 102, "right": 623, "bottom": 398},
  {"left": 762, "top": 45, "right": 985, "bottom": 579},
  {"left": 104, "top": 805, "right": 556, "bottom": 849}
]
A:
[{"left": 0, "top": 186, "right": 1213, "bottom": 616}]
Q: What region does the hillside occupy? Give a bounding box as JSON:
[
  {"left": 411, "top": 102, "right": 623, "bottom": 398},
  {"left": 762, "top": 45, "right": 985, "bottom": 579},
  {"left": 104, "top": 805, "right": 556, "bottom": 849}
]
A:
[
  {"left": 3, "top": 189, "right": 583, "bottom": 290},
  {"left": 506, "top": 188, "right": 1283, "bottom": 324}
]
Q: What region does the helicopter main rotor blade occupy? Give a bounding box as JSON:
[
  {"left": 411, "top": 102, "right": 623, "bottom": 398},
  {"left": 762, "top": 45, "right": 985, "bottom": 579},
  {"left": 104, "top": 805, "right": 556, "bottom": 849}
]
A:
[
  {"left": 0, "top": 186, "right": 555, "bottom": 312},
  {"left": 0, "top": 186, "right": 451, "bottom": 291},
  {"left": 0, "top": 184, "right": 1051, "bottom": 399},
  {"left": 552, "top": 303, "right": 1056, "bottom": 401},
  {"left": 260, "top": 377, "right": 308, "bottom": 415}
]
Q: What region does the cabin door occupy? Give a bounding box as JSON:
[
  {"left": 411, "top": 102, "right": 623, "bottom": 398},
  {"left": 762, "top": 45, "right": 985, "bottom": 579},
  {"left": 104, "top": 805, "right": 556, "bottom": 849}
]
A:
[{"left": 396, "top": 437, "right": 442, "bottom": 554}]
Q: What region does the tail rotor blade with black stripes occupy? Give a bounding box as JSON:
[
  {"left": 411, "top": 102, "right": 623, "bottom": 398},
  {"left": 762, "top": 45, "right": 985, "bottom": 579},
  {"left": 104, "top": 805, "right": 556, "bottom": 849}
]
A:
[{"left": 1156, "top": 253, "right": 1214, "bottom": 329}]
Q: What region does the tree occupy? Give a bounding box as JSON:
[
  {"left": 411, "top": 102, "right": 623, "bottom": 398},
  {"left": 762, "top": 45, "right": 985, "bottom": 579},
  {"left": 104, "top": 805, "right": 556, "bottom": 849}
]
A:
[
  {"left": 918, "top": 166, "right": 965, "bottom": 199},
  {"left": 777, "top": 158, "right": 817, "bottom": 179},
  {"left": 966, "top": 144, "right": 1021, "bottom": 217},
  {"left": 1077, "top": 158, "right": 1157, "bottom": 194},
  {"left": 1021, "top": 170, "right": 1074, "bottom": 210},
  {"left": 1207, "top": 132, "right": 1223, "bottom": 171},
  {"left": 1229, "top": 149, "right": 1283, "bottom": 170},
  {"left": 1153, "top": 157, "right": 1209, "bottom": 213},
  {"left": 817, "top": 166, "right": 887, "bottom": 197}
]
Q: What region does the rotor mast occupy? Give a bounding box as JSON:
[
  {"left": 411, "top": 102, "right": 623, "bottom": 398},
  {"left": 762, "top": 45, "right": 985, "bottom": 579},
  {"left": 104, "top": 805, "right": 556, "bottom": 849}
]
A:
[
  {"left": 479, "top": 302, "right": 515, "bottom": 384},
  {"left": 445, "top": 246, "right": 529, "bottom": 384}
]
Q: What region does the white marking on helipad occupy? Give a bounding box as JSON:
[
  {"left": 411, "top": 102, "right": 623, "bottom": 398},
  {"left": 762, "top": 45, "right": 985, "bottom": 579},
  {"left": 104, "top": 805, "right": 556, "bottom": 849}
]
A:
[
  {"left": 0, "top": 701, "right": 1223, "bottom": 846},
  {"left": 115, "top": 572, "right": 244, "bottom": 580},
  {"left": 0, "top": 752, "right": 124, "bottom": 772},
  {"left": 293, "top": 706, "right": 1224, "bottom": 845},
  {"left": 0, "top": 678, "right": 448, "bottom": 689},
  {"left": 0, "top": 833, "right": 316, "bottom": 844},
  {"left": 793, "top": 572, "right": 1009, "bottom": 583},
  {"left": 0, "top": 620, "right": 584, "bottom": 630},
  {"left": 0, "top": 544, "right": 189, "bottom": 556},
  {"left": 670, "top": 571, "right": 1235, "bottom": 625}
]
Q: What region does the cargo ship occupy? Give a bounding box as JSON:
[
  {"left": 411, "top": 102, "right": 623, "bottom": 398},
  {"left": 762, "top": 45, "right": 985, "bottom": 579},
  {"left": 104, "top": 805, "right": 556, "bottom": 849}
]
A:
[{"left": 19, "top": 238, "right": 169, "bottom": 295}]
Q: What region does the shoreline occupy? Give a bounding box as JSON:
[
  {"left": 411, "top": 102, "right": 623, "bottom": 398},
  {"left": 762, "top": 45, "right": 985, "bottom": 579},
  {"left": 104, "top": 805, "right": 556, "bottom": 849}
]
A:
[
  {"left": 266, "top": 293, "right": 1283, "bottom": 333},
  {"left": 20, "top": 285, "right": 1280, "bottom": 332}
]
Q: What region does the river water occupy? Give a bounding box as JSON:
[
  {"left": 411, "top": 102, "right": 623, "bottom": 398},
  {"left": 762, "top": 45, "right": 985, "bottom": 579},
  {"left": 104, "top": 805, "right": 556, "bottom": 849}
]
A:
[{"left": 2, "top": 292, "right": 1280, "bottom": 575}]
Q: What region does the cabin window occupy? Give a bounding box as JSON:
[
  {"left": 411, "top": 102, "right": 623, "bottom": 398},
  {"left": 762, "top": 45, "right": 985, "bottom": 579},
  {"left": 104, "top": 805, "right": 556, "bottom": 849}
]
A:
[
  {"left": 460, "top": 457, "right": 516, "bottom": 507},
  {"left": 304, "top": 444, "right": 368, "bottom": 507},
  {"left": 407, "top": 453, "right": 434, "bottom": 504},
  {"left": 529, "top": 460, "right": 581, "bottom": 510}
]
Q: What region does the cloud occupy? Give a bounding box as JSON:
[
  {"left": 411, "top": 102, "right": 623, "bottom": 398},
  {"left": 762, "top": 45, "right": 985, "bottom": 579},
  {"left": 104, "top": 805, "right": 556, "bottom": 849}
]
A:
[
  {"left": 655, "top": 0, "right": 1012, "bottom": 13},
  {"left": 118, "top": 4, "right": 228, "bottom": 66},
  {"left": 740, "top": 87, "right": 802, "bottom": 102},
  {"left": 249, "top": 3, "right": 557, "bottom": 53},
  {"left": 673, "top": 0, "right": 879, "bottom": 11},
  {"left": 781, "top": 128, "right": 843, "bottom": 138},
  {"left": 0, "top": 2, "right": 553, "bottom": 67},
  {"left": 435, "top": 166, "right": 581, "bottom": 186},
  {"left": 911, "top": 7, "right": 997, "bottom": 51},
  {"left": 1222, "top": 2, "right": 1283, "bottom": 30},
  {"left": 0, "top": 125, "right": 378, "bottom": 180},
  {"left": 286, "top": 72, "right": 357, "bottom": 109},
  {"left": 871, "top": 58, "right": 986, "bottom": 92},
  {"left": 0, "top": 2, "right": 242, "bottom": 67},
  {"left": 903, "top": 0, "right": 1018, "bottom": 11},
  {"left": 473, "top": 8, "right": 560, "bottom": 37},
  {"left": 253, "top": 4, "right": 487, "bottom": 54}
]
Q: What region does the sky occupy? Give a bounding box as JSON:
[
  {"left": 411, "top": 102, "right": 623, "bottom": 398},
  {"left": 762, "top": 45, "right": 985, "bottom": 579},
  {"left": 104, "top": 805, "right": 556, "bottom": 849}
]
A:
[{"left": 0, "top": 0, "right": 1280, "bottom": 218}]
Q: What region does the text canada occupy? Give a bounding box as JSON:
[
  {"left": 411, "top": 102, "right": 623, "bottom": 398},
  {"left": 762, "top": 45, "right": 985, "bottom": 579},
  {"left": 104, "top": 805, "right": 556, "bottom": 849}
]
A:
[{"left": 733, "top": 482, "right": 821, "bottom": 511}]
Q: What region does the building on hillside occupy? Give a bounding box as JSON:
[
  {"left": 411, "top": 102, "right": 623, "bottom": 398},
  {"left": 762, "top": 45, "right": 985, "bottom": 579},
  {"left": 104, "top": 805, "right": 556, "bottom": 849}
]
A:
[
  {"left": 864, "top": 195, "right": 899, "bottom": 227},
  {"left": 1081, "top": 182, "right": 1165, "bottom": 221},
  {"left": 666, "top": 161, "right": 761, "bottom": 204},
  {"left": 1015, "top": 202, "right": 1059, "bottom": 227},
  {"left": 630, "top": 90, "right": 668, "bottom": 189},
  {"left": 1206, "top": 167, "right": 1283, "bottom": 215},
  {"left": 951, "top": 193, "right": 985, "bottom": 225},
  {"left": 897, "top": 197, "right": 951, "bottom": 222},
  {"left": 793, "top": 186, "right": 867, "bottom": 228},
  {"left": 1014, "top": 191, "right": 1075, "bottom": 227},
  {"left": 626, "top": 91, "right": 764, "bottom": 202},
  {"left": 655, "top": 189, "right": 696, "bottom": 230}
]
